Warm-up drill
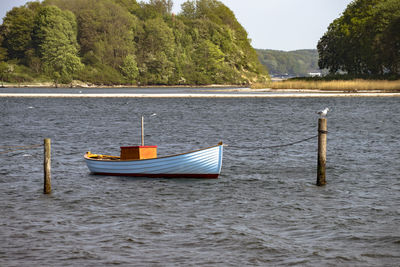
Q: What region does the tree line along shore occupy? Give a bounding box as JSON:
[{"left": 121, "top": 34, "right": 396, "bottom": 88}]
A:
[
  {"left": 0, "top": 0, "right": 268, "bottom": 87},
  {"left": 0, "top": 0, "right": 399, "bottom": 89}
]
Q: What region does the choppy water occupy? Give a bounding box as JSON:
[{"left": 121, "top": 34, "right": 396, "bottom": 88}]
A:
[{"left": 0, "top": 94, "right": 399, "bottom": 266}]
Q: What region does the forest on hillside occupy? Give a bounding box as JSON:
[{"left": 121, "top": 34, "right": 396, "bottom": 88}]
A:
[
  {"left": 318, "top": 0, "right": 400, "bottom": 76},
  {"left": 0, "top": 0, "right": 268, "bottom": 86},
  {"left": 256, "top": 49, "right": 322, "bottom": 77}
]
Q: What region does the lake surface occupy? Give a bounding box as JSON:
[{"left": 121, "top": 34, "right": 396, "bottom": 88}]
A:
[{"left": 0, "top": 95, "right": 399, "bottom": 266}]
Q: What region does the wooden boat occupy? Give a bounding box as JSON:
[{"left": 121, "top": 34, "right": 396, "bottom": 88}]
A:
[{"left": 84, "top": 142, "right": 224, "bottom": 179}]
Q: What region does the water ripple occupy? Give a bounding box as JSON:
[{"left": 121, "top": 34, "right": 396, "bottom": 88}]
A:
[{"left": 0, "top": 96, "right": 399, "bottom": 266}]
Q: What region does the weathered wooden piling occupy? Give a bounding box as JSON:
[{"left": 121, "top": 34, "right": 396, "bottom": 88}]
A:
[
  {"left": 317, "top": 118, "right": 327, "bottom": 186},
  {"left": 44, "top": 138, "right": 51, "bottom": 194}
]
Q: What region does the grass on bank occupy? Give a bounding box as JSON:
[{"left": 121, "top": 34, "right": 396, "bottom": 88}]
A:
[{"left": 251, "top": 79, "right": 400, "bottom": 92}]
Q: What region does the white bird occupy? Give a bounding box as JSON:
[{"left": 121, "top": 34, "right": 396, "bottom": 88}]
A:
[{"left": 317, "top": 108, "right": 329, "bottom": 117}]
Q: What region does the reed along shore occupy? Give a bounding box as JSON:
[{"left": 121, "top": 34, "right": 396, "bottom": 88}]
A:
[{"left": 252, "top": 79, "right": 400, "bottom": 92}]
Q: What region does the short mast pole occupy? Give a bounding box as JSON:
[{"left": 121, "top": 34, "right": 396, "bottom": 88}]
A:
[{"left": 141, "top": 116, "right": 144, "bottom": 146}]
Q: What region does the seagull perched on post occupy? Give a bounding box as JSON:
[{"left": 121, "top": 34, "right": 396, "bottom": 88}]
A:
[{"left": 317, "top": 108, "right": 329, "bottom": 118}]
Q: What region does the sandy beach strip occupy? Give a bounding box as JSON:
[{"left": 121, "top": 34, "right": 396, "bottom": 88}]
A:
[{"left": 1, "top": 92, "right": 400, "bottom": 98}]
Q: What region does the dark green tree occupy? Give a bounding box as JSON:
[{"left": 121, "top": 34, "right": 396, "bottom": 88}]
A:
[
  {"left": 112, "top": 0, "right": 141, "bottom": 14},
  {"left": 0, "top": 61, "right": 11, "bottom": 86},
  {"left": 45, "top": 0, "right": 137, "bottom": 69},
  {"left": 318, "top": 0, "right": 399, "bottom": 76},
  {"left": 372, "top": 0, "right": 400, "bottom": 74},
  {"left": 120, "top": 54, "right": 139, "bottom": 84},
  {"left": 136, "top": 17, "right": 176, "bottom": 84},
  {"left": 179, "top": 0, "right": 268, "bottom": 84},
  {"left": 33, "top": 5, "right": 83, "bottom": 85},
  {"left": 0, "top": 2, "right": 40, "bottom": 61}
]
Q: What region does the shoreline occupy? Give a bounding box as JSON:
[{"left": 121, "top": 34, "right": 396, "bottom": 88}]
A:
[
  {"left": 2, "top": 83, "right": 400, "bottom": 98},
  {"left": 1, "top": 92, "right": 400, "bottom": 98},
  {"left": 2, "top": 83, "right": 399, "bottom": 93},
  {"left": 0, "top": 83, "right": 246, "bottom": 89}
]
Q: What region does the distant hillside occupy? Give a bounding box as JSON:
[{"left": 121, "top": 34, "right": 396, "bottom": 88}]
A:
[{"left": 256, "top": 49, "right": 323, "bottom": 77}]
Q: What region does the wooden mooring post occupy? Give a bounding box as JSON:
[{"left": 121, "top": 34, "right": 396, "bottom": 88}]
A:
[
  {"left": 317, "top": 118, "right": 327, "bottom": 186},
  {"left": 44, "top": 138, "right": 51, "bottom": 194}
]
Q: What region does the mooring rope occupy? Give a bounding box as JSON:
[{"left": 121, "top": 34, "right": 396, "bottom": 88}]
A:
[
  {"left": 0, "top": 144, "right": 42, "bottom": 154},
  {"left": 0, "top": 132, "right": 322, "bottom": 155},
  {"left": 229, "top": 134, "right": 318, "bottom": 150},
  {"left": 263, "top": 134, "right": 318, "bottom": 148}
]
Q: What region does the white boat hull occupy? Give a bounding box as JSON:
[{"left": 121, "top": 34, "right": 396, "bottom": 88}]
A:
[{"left": 84, "top": 144, "right": 223, "bottom": 179}]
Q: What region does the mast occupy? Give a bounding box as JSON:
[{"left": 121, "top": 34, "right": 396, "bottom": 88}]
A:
[{"left": 141, "top": 116, "right": 144, "bottom": 146}]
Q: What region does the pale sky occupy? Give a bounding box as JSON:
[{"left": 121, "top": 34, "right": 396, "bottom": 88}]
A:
[{"left": 1, "top": 0, "right": 353, "bottom": 51}]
